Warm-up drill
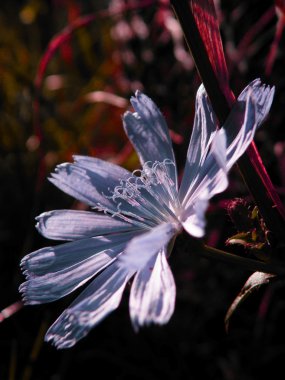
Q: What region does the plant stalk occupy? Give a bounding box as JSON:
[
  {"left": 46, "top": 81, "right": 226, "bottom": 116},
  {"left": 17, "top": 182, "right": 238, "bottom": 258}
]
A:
[
  {"left": 202, "top": 245, "right": 285, "bottom": 275},
  {"left": 170, "top": 0, "right": 285, "bottom": 244}
]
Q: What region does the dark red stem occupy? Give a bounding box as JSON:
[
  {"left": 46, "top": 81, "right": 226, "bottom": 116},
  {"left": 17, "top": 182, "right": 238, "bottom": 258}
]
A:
[{"left": 170, "top": 0, "right": 285, "bottom": 244}]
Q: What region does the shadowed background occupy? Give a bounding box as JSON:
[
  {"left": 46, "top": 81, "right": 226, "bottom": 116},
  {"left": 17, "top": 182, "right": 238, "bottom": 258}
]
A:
[{"left": 1, "top": 0, "right": 285, "bottom": 379}]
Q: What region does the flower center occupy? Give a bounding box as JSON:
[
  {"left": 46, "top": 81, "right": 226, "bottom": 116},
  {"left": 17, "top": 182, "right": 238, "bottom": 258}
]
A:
[{"left": 97, "top": 159, "right": 181, "bottom": 229}]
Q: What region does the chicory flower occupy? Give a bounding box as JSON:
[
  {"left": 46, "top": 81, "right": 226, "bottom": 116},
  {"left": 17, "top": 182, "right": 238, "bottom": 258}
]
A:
[{"left": 20, "top": 79, "right": 274, "bottom": 348}]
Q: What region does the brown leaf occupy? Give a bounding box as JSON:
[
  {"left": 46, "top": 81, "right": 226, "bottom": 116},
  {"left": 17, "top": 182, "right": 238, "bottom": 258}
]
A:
[{"left": 225, "top": 272, "right": 276, "bottom": 332}]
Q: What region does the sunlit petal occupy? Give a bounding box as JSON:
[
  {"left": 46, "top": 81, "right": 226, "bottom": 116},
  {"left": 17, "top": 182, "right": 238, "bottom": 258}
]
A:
[
  {"left": 180, "top": 82, "right": 260, "bottom": 210},
  {"left": 123, "top": 91, "right": 177, "bottom": 188},
  {"left": 179, "top": 84, "right": 218, "bottom": 201},
  {"left": 20, "top": 231, "right": 138, "bottom": 303},
  {"left": 19, "top": 81, "right": 273, "bottom": 349},
  {"left": 49, "top": 156, "right": 131, "bottom": 209},
  {"left": 45, "top": 263, "right": 133, "bottom": 349},
  {"left": 181, "top": 193, "right": 209, "bottom": 238},
  {"left": 129, "top": 249, "right": 176, "bottom": 331},
  {"left": 223, "top": 90, "right": 257, "bottom": 169},
  {"left": 36, "top": 210, "right": 138, "bottom": 241},
  {"left": 237, "top": 78, "right": 274, "bottom": 126},
  {"left": 118, "top": 222, "right": 179, "bottom": 272}
]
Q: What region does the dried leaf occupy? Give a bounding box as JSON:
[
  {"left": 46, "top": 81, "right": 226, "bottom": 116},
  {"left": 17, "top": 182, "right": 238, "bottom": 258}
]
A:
[
  {"left": 226, "top": 232, "right": 253, "bottom": 247},
  {"left": 226, "top": 200, "right": 271, "bottom": 261},
  {"left": 225, "top": 272, "right": 276, "bottom": 332}
]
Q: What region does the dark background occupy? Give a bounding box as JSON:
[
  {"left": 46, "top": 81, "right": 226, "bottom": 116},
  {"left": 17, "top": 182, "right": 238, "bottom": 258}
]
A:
[{"left": 1, "top": 0, "right": 285, "bottom": 379}]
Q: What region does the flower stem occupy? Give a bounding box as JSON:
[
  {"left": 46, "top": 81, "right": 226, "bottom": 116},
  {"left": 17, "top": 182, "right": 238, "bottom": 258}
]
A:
[
  {"left": 202, "top": 245, "right": 285, "bottom": 275},
  {"left": 170, "top": 0, "right": 285, "bottom": 244}
]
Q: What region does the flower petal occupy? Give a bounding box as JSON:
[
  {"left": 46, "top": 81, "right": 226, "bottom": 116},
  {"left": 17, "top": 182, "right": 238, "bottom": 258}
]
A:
[
  {"left": 36, "top": 210, "right": 138, "bottom": 241},
  {"left": 45, "top": 263, "right": 133, "bottom": 349},
  {"left": 180, "top": 79, "right": 273, "bottom": 210},
  {"left": 49, "top": 155, "right": 131, "bottom": 209},
  {"left": 129, "top": 249, "right": 176, "bottom": 331},
  {"left": 123, "top": 91, "right": 177, "bottom": 188},
  {"left": 179, "top": 84, "right": 218, "bottom": 202},
  {"left": 49, "top": 156, "right": 156, "bottom": 225},
  {"left": 180, "top": 128, "right": 228, "bottom": 238},
  {"left": 118, "top": 222, "right": 178, "bottom": 272},
  {"left": 181, "top": 84, "right": 258, "bottom": 211},
  {"left": 223, "top": 88, "right": 258, "bottom": 170},
  {"left": 20, "top": 231, "right": 139, "bottom": 304},
  {"left": 237, "top": 78, "right": 274, "bottom": 127},
  {"left": 181, "top": 192, "right": 209, "bottom": 238}
]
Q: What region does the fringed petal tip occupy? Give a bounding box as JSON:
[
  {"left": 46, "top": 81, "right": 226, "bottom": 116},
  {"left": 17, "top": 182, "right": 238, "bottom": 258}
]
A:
[
  {"left": 35, "top": 212, "right": 50, "bottom": 238},
  {"left": 43, "top": 305, "right": 118, "bottom": 350},
  {"left": 19, "top": 275, "right": 73, "bottom": 306},
  {"left": 39, "top": 264, "right": 132, "bottom": 349},
  {"left": 20, "top": 267, "right": 33, "bottom": 281},
  {"left": 246, "top": 77, "right": 274, "bottom": 93},
  {"left": 45, "top": 334, "right": 75, "bottom": 350},
  {"left": 18, "top": 282, "right": 26, "bottom": 299},
  {"left": 196, "top": 82, "right": 207, "bottom": 98},
  {"left": 19, "top": 247, "right": 55, "bottom": 274},
  {"left": 131, "top": 314, "right": 173, "bottom": 333},
  {"left": 240, "top": 78, "right": 275, "bottom": 101},
  {"left": 49, "top": 162, "right": 69, "bottom": 178},
  {"left": 44, "top": 311, "right": 85, "bottom": 349},
  {"left": 238, "top": 78, "right": 275, "bottom": 126},
  {"left": 18, "top": 282, "right": 36, "bottom": 306},
  {"left": 130, "top": 90, "right": 160, "bottom": 117},
  {"left": 20, "top": 255, "right": 28, "bottom": 271},
  {"left": 134, "top": 89, "right": 142, "bottom": 98},
  {"left": 131, "top": 89, "right": 146, "bottom": 103},
  {"left": 122, "top": 110, "right": 140, "bottom": 124},
  {"left": 20, "top": 254, "right": 36, "bottom": 276}
]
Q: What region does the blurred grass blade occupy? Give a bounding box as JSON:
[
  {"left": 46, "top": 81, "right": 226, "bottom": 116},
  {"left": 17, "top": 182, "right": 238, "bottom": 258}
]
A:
[
  {"left": 22, "top": 318, "right": 50, "bottom": 380},
  {"left": 0, "top": 301, "right": 23, "bottom": 323},
  {"left": 265, "top": 3, "right": 285, "bottom": 75},
  {"left": 34, "top": 0, "right": 157, "bottom": 93},
  {"left": 32, "top": 0, "right": 156, "bottom": 188}
]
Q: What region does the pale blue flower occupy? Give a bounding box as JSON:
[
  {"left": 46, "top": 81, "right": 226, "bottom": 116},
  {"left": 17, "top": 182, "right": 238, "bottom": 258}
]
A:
[{"left": 20, "top": 79, "right": 274, "bottom": 349}]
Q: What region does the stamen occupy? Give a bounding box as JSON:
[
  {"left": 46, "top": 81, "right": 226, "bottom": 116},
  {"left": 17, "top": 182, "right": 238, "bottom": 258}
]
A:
[
  {"left": 93, "top": 203, "right": 154, "bottom": 229},
  {"left": 100, "top": 160, "right": 181, "bottom": 227}
]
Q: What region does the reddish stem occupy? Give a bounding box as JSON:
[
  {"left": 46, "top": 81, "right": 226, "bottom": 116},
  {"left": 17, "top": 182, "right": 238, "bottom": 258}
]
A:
[
  {"left": 170, "top": 0, "right": 285, "bottom": 244},
  {"left": 265, "top": 12, "right": 285, "bottom": 76}
]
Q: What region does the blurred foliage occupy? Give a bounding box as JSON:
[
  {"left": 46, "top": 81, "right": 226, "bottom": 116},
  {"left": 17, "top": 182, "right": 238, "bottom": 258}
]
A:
[{"left": 0, "top": 0, "right": 285, "bottom": 379}]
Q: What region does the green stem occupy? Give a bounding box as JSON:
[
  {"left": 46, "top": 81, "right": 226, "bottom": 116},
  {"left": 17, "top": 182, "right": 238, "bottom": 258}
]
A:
[{"left": 202, "top": 245, "right": 285, "bottom": 275}]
